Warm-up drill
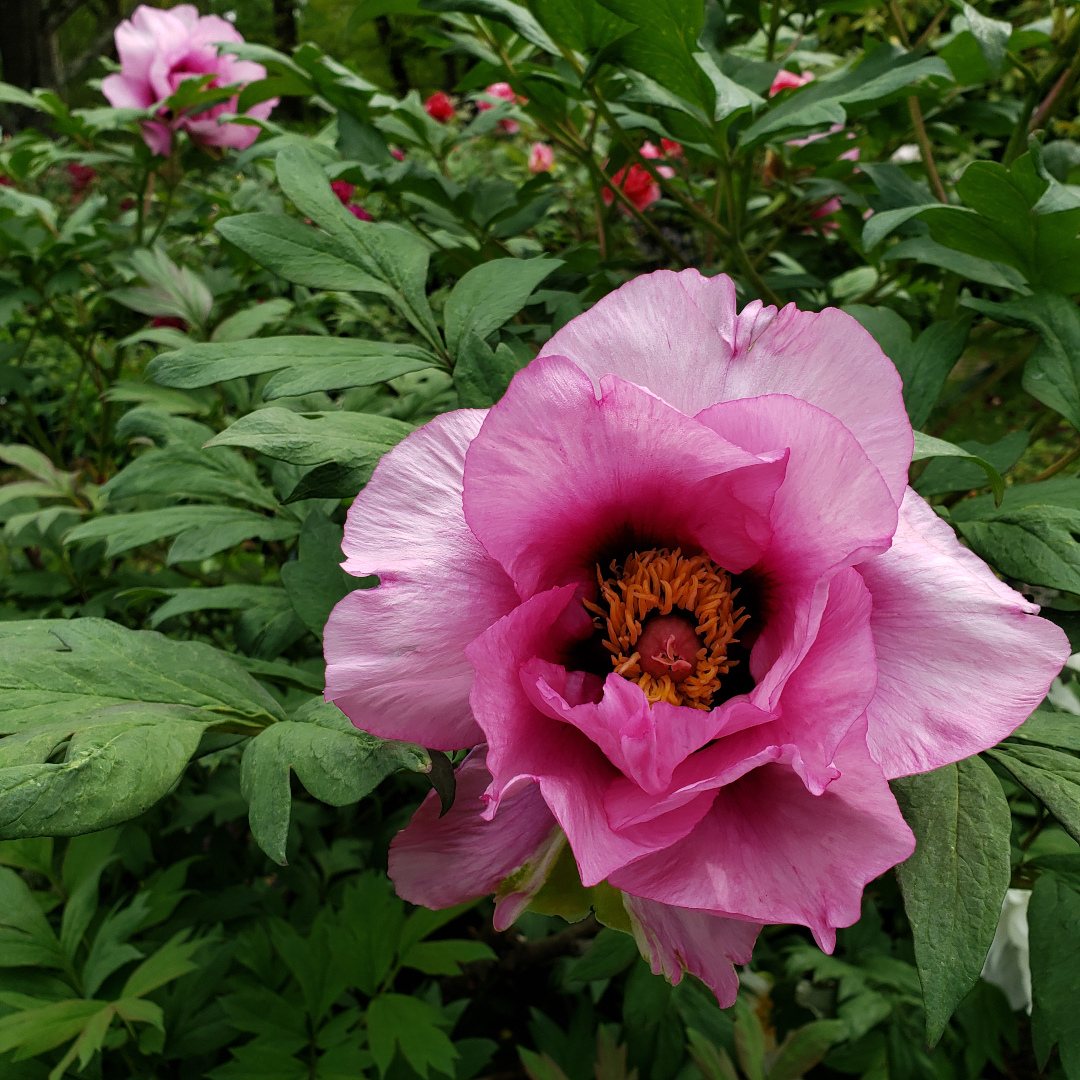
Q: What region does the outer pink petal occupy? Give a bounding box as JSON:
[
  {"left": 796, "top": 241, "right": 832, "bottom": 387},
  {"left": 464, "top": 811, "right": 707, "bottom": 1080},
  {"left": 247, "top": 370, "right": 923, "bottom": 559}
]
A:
[
  {"left": 469, "top": 587, "right": 715, "bottom": 885},
  {"left": 540, "top": 268, "right": 911, "bottom": 503},
  {"left": 608, "top": 722, "right": 915, "bottom": 951},
  {"left": 324, "top": 410, "right": 518, "bottom": 750},
  {"left": 388, "top": 747, "right": 560, "bottom": 922},
  {"left": 463, "top": 356, "right": 788, "bottom": 598},
  {"left": 857, "top": 489, "right": 1069, "bottom": 778},
  {"left": 101, "top": 72, "right": 153, "bottom": 110},
  {"left": 140, "top": 121, "right": 173, "bottom": 156},
  {"left": 625, "top": 895, "right": 762, "bottom": 1006}
]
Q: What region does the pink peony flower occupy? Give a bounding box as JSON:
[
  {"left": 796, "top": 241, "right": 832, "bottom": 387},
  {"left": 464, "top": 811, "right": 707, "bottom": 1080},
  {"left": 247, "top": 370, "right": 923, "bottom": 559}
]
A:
[
  {"left": 602, "top": 163, "right": 661, "bottom": 212},
  {"left": 424, "top": 91, "right": 455, "bottom": 124},
  {"left": 528, "top": 142, "right": 554, "bottom": 173},
  {"left": 390, "top": 147, "right": 406, "bottom": 161},
  {"left": 348, "top": 204, "right": 373, "bottom": 221},
  {"left": 769, "top": 69, "right": 814, "bottom": 96},
  {"left": 101, "top": 4, "right": 276, "bottom": 157},
  {"left": 324, "top": 270, "right": 1066, "bottom": 1004},
  {"left": 478, "top": 82, "right": 524, "bottom": 133},
  {"left": 330, "top": 179, "right": 355, "bottom": 205}
]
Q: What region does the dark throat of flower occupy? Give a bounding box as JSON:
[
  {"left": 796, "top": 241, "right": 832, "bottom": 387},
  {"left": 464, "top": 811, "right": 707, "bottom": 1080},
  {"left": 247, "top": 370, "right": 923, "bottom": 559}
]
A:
[{"left": 583, "top": 548, "right": 748, "bottom": 710}]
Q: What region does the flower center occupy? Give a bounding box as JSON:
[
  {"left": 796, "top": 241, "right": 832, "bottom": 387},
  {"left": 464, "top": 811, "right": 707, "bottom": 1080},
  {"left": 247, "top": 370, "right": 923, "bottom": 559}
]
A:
[{"left": 583, "top": 548, "right": 747, "bottom": 710}]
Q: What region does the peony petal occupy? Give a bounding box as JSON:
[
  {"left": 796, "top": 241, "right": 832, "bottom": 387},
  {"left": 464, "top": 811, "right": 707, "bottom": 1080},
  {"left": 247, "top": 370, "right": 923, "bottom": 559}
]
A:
[
  {"left": 139, "top": 121, "right": 173, "bottom": 157},
  {"left": 608, "top": 722, "right": 915, "bottom": 951},
  {"left": 540, "top": 270, "right": 738, "bottom": 416},
  {"left": 324, "top": 410, "right": 519, "bottom": 750},
  {"left": 696, "top": 394, "right": 898, "bottom": 582},
  {"left": 388, "top": 746, "right": 560, "bottom": 920},
  {"left": 463, "top": 356, "right": 788, "bottom": 598},
  {"left": 469, "top": 587, "right": 716, "bottom": 885},
  {"left": 521, "top": 663, "right": 734, "bottom": 795},
  {"left": 101, "top": 72, "right": 153, "bottom": 110},
  {"left": 858, "top": 489, "right": 1069, "bottom": 778},
  {"left": 541, "top": 269, "right": 911, "bottom": 502},
  {"left": 625, "top": 895, "right": 761, "bottom": 1006}
]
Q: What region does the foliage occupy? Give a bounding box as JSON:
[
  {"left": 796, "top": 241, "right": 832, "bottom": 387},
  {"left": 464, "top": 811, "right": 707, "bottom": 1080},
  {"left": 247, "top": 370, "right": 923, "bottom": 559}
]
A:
[{"left": 2, "top": 0, "right": 1080, "bottom": 1074}]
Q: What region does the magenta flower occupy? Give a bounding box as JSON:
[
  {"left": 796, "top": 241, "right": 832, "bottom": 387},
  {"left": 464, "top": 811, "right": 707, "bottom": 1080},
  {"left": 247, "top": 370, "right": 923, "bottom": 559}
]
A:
[
  {"left": 528, "top": 142, "right": 554, "bottom": 174},
  {"left": 324, "top": 270, "right": 1066, "bottom": 1003},
  {"left": 769, "top": 69, "right": 814, "bottom": 96},
  {"left": 101, "top": 4, "right": 276, "bottom": 157},
  {"left": 424, "top": 91, "right": 455, "bottom": 124}
]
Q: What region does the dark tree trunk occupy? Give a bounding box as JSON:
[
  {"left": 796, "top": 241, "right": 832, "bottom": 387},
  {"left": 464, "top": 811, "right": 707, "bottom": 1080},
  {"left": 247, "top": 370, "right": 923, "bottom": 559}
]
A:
[
  {"left": 375, "top": 15, "right": 409, "bottom": 98},
  {"left": 272, "top": 0, "right": 297, "bottom": 53},
  {"left": 0, "top": 0, "right": 60, "bottom": 88}
]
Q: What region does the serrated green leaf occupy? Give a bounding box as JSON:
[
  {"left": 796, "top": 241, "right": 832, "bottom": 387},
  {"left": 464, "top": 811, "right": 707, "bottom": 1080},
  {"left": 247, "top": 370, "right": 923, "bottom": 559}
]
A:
[
  {"left": 891, "top": 757, "right": 1011, "bottom": 1046},
  {"left": 366, "top": 993, "right": 458, "bottom": 1078},
  {"left": 399, "top": 939, "right": 496, "bottom": 975}
]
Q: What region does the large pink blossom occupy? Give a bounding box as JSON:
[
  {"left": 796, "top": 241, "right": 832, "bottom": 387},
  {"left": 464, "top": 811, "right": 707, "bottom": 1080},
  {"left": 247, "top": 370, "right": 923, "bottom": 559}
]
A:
[
  {"left": 101, "top": 5, "right": 276, "bottom": 156},
  {"left": 324, "top": 270, "right": 1066, "bottom": 1004}
]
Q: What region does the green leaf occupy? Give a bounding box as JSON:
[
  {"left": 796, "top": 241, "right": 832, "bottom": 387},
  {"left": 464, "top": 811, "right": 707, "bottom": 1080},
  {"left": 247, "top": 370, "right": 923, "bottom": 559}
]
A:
[
  {"left": 453, "top": 335, "right": 526, "bottom": 408},
  {"left": 120, "top": 931, "right": 201, "bottom": 999},
  {"left": 240, "top": 699, "right": 429, "bottom": 864},
  {"left": 444, "top": 258, "right": 560, "bottom": 361},
  {"left": 567, "top": 927, "right": 639, "bottom": 983},
  {"left": 766, "top": 1019, "right": 848, "bottom": 1080},
  {"left": 1028, "top": 873, "right": 1080, "bottom": 1078},
  {"left": 274, "top": 146, "right": 441, "bottom": 350},
  {"left": 205, "top": 408, "right": 412, "bottom": 479},
  {"left": 519, "top": 1047, "right": 572, "bottom": 1080},
  {"left": 882, "top": 235, "right": 1029, "bottom": 291},
  {"left": 988, "top": 743, "right": 1080, "bottom": 844},
  {"left": 210, "top": 298, "right": 294, "bottom": 343},
  {"left": 960, "top": 4, "right": 1012, "bottom": 79},
  {"left": 0, "top": 712, "right": 206, "bottom": 839},
  {"left": 147, "top": 336, "right": 438, "bottom": 390},
  {"left": 0, "top": 619, "right": 283, "bottom": 733},
  {"left": 956, "top": 505, "right": 1080, "bottom": 593},
  {"left": 963, "top": 291, "right": 1080, "bottom": 431},
  {"left": 365, "top": 993, "right": 458, "bottom": 1078},
  {"left": 593, "top": 0, "right": 712, "bottom": 108},
  {"left": 420, "top": 0, "right": 559, "bottom": 52},
  {"left": 845, "top": 307, "right": 969, "bottom": 429},
  {"left": 911, "top": 432, "right": 1004, "bottom": 505},
  {"left": 914, "top": 431, "right": 1028, "bottom": 499},
  {"left": 280, "top": 509, "right": 355, "bottom": 637},
  {"left": 1009, "top": 709, "right": 1080, "bottom": 752},
  {"left": 148, "top": 585, "right": 287, "bottom": 628},
  {"left": 399, "top": 939, "right": 497, "bottom": 975},
  {"left": 742, "top": 48, "right": 952, "bottom": 146},
  {"left": 0, "top": 998, "right": 108, "bottom": 1056},
  {"left": 65, "top": 505, "right": 299, "bottom": 563},
  {"left": 891, "top": 757, "right": 1012, "bottom": 1046},
  {"left": 102, "top": 445, "right": 280, "bottom": 511},
  {"left": 527, "top": 0, "right": 635, "bottom": 51},
  {"left": 217, "top": 213, "right": 397, "bottom": 294},
  {"left": 0, "top": 867, "right": 64, "bottom": 970}
]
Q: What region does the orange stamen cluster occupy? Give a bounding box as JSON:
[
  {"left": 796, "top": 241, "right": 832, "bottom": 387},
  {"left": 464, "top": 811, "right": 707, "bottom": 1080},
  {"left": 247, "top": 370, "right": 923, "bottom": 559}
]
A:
[{"left": 583, "top": 548, "right": 747, "bottom": 710}]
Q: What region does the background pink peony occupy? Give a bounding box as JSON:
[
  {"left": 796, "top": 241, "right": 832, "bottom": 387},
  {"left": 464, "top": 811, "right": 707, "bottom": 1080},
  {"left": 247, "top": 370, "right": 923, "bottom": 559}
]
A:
[
  {"left": 324, "top": 269, "right": 1067, "bottom": 1004},
  {"left": 101, "top": 4, "right": 276, "bottom": 156}
]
